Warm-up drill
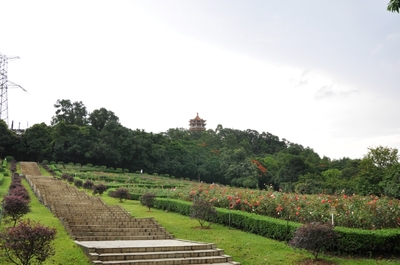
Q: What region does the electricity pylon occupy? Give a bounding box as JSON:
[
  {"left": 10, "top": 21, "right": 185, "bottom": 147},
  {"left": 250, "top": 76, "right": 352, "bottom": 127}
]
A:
[{"left": 0, "top": 53, "right": 26, "bottom": 126}]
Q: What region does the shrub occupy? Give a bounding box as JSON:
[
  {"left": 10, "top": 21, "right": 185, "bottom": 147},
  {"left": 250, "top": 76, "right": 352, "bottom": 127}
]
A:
[
  {"left": 9, "top": 161, "right": 17, "bottom": 173},
  {"left": 74, "top": 179, "right": 83, "bottom": 188},
  {"left": 9, "top": 186, "right": 30, "bottom": 202},
  {"left": 140, "top": 193, "right": 157, "bottom": 211},
  {"left": 0, "top": 219, "right": 57, "bottom": 265},
  {"left": 289, "top": 222, "right": 338, "bottom": 260},
  {"left": 0, "top": 167, "right": 4, "bottom": 172},
  {"left": 92, "top": 184, "right": 107, "bottom": 196},
  {"left": 5, "top": 156, "right": 14, "bottom": 162},
  {"left": 3, "top": 195, "right": 31, "bottom": 226},
  {"left": 83, "top": 180, "right": 94, "bottom": 190},
  {"left": 190, "top": 198, "right": 217, "bottom": 228},
  {"left": 66, "top": 175, "right": 74, "bottom": 183},
  {"left": 124, "top": 169, "right": 129, "bottom": 173},
  {"left": 49, "top": 161, "right": 56, "bottom": 165},
  {"left": 110, "top": 187, "right": 130, "bottom": 203},
  {"left": 42, "top": 160, "right": 49, "bottom": 165},
  {"left": 86, "top": 163, "right": 93, "bottom": 168}
]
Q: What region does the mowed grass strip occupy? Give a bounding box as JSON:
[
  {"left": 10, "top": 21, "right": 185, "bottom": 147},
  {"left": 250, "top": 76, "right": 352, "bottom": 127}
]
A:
[
  {"left": 101, "top": 195, "right": 400, "bottom": 265},
  {"left": 0, "top": 176, "right": 91, "bottom": 265}
]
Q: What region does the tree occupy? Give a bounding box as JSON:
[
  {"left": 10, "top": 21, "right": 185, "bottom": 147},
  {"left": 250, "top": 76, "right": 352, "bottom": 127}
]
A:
[
  {"left": 0, "top": 120, "right": 19, "bottom": 159},
  {"left": 388, "top": 0, "right": 400, "bottom": 12},
  {"left": 92, "top": 184, "right": 107, "bottom": 196},
  {"left": 3, "top": 195, "right": 31, "bottom": 226},
  {"left": 0, "top": 219, "right": 56, "bottom": 265},
  {"left": 356, "top": 146, "right": 399, "bottom": 195},
  {"left": 140, "top": 193, "right": 156, "bottom": 211},
  {"left": 21, "top": 123, "right": 52, "bottom": 162},
  {"left": 190, "top": 198, "right": 217, "bottom": 228},
  {"left": 110, "top": 187, "right": 130, "bottom": 202},
  {"left": 289, "top": 222, "right": 337, "bottom": 260},
  {"left": 82, "top": 180, "right": 94, "bottom": 190},
  {"left": 51, "top": 99, "right": 88, "bottom": 126},
  {"left": 88, "top": 108, "right": 119, "bottom": 131},
  {"left": 365, "top": 146, "right": 399, "bottom": 169}
]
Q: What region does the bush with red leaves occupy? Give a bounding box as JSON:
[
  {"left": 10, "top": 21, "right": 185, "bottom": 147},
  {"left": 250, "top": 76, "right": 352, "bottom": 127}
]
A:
[
  {"left": 289, "top": 222, "right": 337, "bottom": 260},
  {"left": 110, "top": 187, "right": 130, "bottom": 203},
  {"left": 2, "top": 195, "right": 31, "bottom": 226},
  {"left": 0, "top": 219, "right": 57, "bottom": 265},
  {"left": 92, "top": 183, "right": 107, "bottom": 196}
]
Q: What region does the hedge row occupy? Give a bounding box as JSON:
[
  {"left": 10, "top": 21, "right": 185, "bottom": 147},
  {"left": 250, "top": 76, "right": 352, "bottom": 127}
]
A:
[
  {"left": 0, "top": 173, "right": 4, "bottom": 185},
  {"left": 154, "top": 198, "right": 400, "bottom": 255},
  {"left": 1, "top": 159, "right": 7, "bottom": 168}
]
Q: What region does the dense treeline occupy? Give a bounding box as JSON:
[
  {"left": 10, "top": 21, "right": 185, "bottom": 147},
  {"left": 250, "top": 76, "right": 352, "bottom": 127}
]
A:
[{"left": 1, "top": 99, "right": 399, "bottom": 198}]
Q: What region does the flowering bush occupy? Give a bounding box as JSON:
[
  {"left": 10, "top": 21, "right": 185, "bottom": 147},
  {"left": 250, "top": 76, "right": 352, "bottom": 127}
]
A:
[{"left": 139, "top": 182, "right": 400, "bottom": 229}]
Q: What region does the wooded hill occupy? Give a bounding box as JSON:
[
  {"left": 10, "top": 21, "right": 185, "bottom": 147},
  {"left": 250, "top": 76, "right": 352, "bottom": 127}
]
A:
[{"left": 1, "top": 99, "right": 399, "bottom": 198}]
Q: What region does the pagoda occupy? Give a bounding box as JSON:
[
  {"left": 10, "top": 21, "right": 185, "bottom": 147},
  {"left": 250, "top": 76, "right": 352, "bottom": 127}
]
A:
[{"left": 189, "top": 113, "right": 206, "bottom": 132}]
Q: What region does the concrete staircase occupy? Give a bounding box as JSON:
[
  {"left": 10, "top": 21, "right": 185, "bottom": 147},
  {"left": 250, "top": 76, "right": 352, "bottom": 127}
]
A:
[{"left": 24, "top": 174, "right": 240, "bottom": 265}]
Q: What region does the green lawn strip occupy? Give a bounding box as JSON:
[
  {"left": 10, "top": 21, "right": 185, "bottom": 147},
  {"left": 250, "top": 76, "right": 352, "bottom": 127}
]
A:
[
  {"left": 100, "top": 196, "right": 400, "bottom": 265},
  {"left": 0, "top": 177, "right": 91, "bottom": 265}
]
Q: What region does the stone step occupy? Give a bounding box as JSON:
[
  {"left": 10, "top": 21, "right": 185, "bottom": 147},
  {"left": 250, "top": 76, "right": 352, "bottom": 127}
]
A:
[
  {"left": 73, "top": 231, "right": 169, "bottom": 237},
  {"left": 71, "top": 225, "right": 165, "bottom": 233},
  {"left": 74, "top": 235, "right": 174, "bottom": 241},
  {"left": 91, "top": 255, "right": 233, "bottom": 264},
  {"left": 77, "top": 240, "right": 217, "bottom": 254},
  {"left": 92, "top": 248, "right": 225, "bottom": 261},
  {"left": 66, "top": 222, "right": 163, "bottom": 227}
]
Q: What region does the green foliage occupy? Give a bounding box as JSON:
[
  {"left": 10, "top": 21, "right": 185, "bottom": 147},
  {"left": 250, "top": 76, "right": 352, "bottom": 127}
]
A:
[
  {"left": 289, "top": 222, "right": 337, "bottom": 260},
  {"left": 42, "top": 160, "right": 48, "bottom": 165},
  {"left": 5, "top": 156, "right": 14, "bottom": 162},
  {"left": 51, "top": 99, "right": 88, "bottom": 126},
  {"left": 0, "top": 219, "right": 57, "bottom": 265},
  {"left": 0, "top": 173, "right": 3, "bottom": 185},
  {"left": 388, "top": 0, "right": 400, "bottom": 12}
]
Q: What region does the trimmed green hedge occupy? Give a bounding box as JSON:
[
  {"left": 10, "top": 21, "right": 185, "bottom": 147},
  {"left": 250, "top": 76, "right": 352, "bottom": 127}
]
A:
[
  {"left": 0, "top": 173, "right": 4, "bottom": 185},
  {"left": 154, "top": 198, "right": 400, "bottom": 255}
]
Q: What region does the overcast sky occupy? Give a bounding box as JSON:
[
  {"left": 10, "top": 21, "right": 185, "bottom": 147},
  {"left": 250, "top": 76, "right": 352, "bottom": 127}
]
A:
[{"left": 1, "top": 0, "right": 399, "bottom": 160}]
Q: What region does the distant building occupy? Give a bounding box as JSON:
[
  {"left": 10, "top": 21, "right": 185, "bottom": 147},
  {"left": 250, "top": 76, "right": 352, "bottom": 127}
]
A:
[{"left": 189, "top": 113, "right": 206, "bottom": 132}]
